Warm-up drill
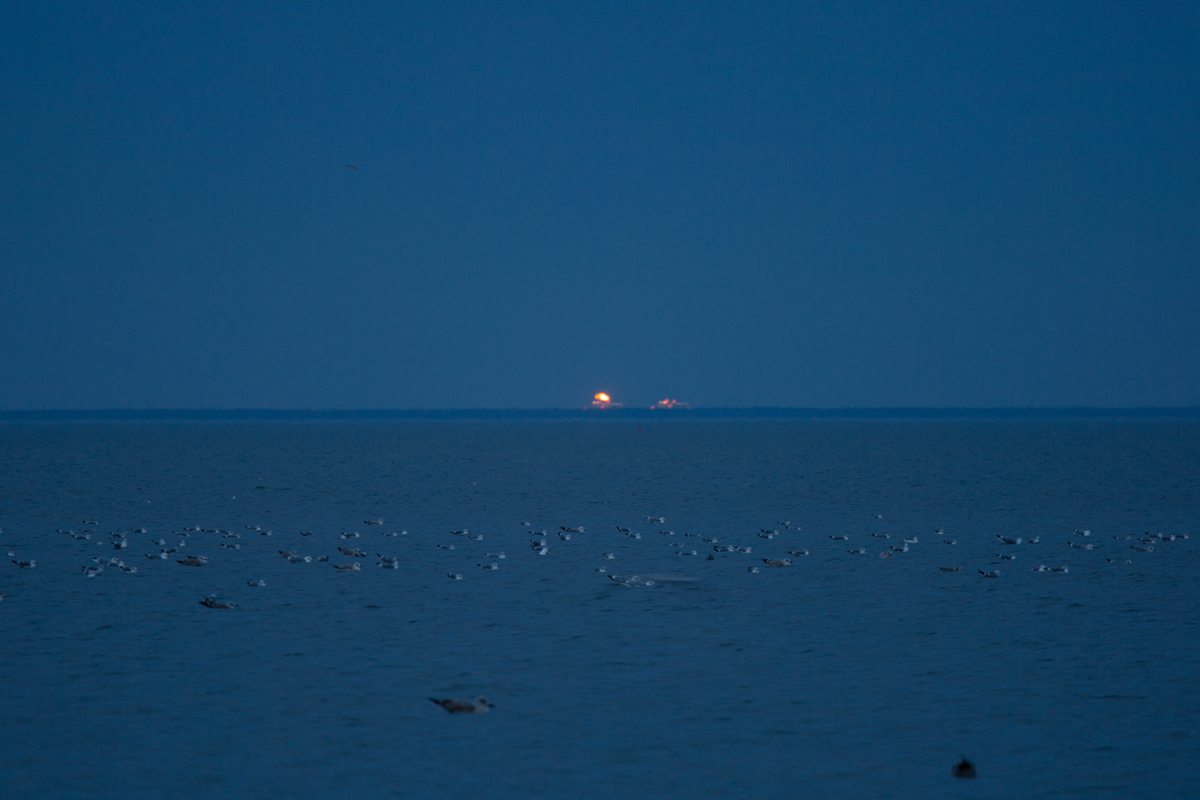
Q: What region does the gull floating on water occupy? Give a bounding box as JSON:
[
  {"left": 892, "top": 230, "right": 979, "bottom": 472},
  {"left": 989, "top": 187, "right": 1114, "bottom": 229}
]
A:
[
  {"left": 787, "top": 549, "right": 809, "bottom": 557},
  {"left": 979, "top": 569, "right": 1000, "bottom": 578},
  {"left": 429, "top": 697, "right": 492, "bottom": 714},
  {"left": 177, "top": 556, "right": 207, "bottom": 566},
  {"left": 940, "top": 566, "right": 961, "bottom": 572},
  {"left": 762, "top": 558, "right": 791, "bottom": 567},
  {"left": 485, "top": 552, "right": 506, "bottom": 559},
  {"left": 333, "top": 562, "right": 361, "bottom": 572},
  {"left": 200, "top": 595, "right": 237, "bottom": 609},
  {"left": 248, "top": 579, "right": 266, "bottom": 586}
]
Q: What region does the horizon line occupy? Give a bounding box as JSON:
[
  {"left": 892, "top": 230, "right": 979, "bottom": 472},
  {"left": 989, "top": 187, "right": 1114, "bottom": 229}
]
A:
[{"left": 2, "top": 407, "right": 1199, "bottom": 421}]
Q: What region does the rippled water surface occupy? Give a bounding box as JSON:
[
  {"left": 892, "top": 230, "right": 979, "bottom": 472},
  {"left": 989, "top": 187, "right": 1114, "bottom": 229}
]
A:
[{"left": 1, "top": 420, "right": 1198, "bottom": 799}]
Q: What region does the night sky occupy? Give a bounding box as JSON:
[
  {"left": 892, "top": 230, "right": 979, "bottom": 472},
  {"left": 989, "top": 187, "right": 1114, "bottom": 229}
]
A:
[{"left": 2, "top": 2, "right": 1197, "bottom": 409}]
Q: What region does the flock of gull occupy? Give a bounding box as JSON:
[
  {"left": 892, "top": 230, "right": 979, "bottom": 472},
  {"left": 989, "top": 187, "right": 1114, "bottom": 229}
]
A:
[
  {"left": 1, "top": 516, "right": 1191, "bottom": 717},
  {"left": 3, "top": 515, "right": 1189, "bottom": 607}
]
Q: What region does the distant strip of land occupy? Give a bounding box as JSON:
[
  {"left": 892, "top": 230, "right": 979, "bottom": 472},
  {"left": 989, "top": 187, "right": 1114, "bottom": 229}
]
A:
[{"left": 2, "top": 408, "right": 1198, "bottom": 421}]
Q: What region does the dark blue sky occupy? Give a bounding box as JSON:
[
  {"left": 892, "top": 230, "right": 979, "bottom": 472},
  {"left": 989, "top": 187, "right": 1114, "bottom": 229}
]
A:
[{"left": 2, "top": 1, "right": 1197, "bottom": 409}]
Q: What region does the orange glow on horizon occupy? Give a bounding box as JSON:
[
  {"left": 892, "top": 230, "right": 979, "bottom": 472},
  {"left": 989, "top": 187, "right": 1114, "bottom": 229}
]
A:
[{"left": 594, "top": 393, "right": 611, "bottom": 403}]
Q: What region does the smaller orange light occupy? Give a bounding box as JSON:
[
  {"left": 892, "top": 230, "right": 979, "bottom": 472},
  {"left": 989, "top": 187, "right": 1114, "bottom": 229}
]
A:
[{"left": 595, "top": 393, "right": 610, "bottom": 403}]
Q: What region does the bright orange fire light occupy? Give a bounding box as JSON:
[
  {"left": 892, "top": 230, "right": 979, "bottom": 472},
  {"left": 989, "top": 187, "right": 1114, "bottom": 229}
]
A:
[{"left": 594, "top": 393, "right": 611, "bottom": 403}]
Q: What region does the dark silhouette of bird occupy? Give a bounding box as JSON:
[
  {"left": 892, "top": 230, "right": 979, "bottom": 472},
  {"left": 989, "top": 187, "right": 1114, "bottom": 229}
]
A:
[{"left": 951, "top": 758, "right": 976, "bottom": 778}]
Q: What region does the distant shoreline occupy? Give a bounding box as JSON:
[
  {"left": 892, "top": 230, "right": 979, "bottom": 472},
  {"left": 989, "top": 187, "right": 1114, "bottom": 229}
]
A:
[{"left": 2, "top": 407, "right": 1198, "bottom": 421}]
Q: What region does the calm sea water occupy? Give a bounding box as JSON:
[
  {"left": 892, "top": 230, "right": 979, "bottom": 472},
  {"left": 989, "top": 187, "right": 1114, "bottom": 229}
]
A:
[{"left": 1, "top": 420, "right": 1197, "bottom": 799}]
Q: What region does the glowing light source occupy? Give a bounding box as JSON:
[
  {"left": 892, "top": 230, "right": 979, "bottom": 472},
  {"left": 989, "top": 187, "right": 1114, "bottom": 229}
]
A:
[{"left": 590, "top": 392, "right": 622, "bottom": 408}]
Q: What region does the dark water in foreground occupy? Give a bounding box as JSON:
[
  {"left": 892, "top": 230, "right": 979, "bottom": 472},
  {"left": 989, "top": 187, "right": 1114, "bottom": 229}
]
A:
[{"left": 1, "top": 421, "right": 1197, "bottom": 799}]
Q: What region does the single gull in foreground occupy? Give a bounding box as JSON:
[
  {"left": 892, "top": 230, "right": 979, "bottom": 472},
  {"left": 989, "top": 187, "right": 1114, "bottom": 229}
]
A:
[{"left": 429, "top": 697, "right": 493, "bottom": 714}]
